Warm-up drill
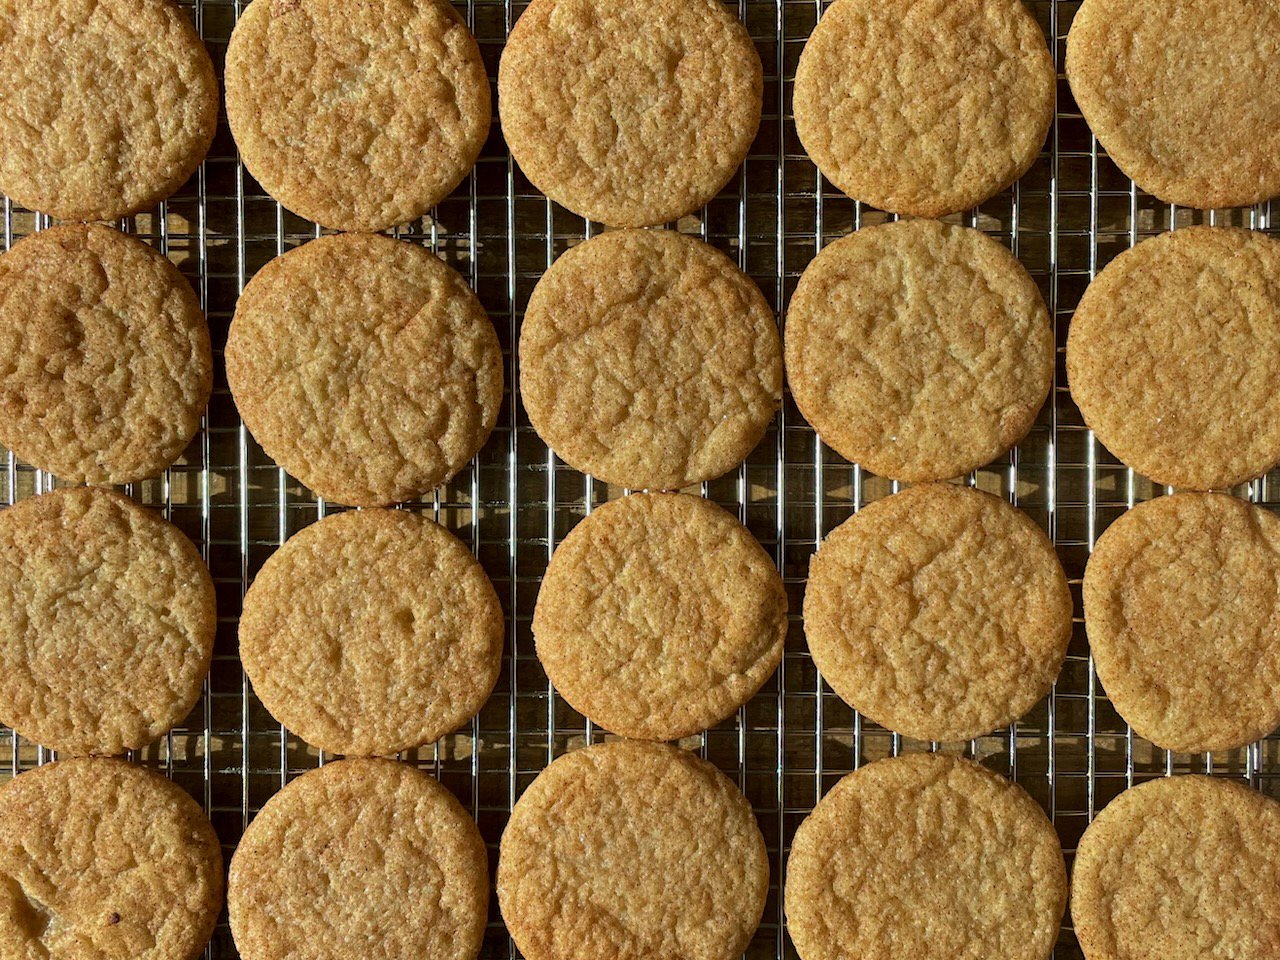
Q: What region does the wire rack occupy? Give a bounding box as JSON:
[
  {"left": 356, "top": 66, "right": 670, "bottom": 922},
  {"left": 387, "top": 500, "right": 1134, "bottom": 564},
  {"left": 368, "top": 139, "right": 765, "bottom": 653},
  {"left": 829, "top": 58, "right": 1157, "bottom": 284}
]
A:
[{"left": 2, "top": 1, "right": 1278, "bottom": 958}]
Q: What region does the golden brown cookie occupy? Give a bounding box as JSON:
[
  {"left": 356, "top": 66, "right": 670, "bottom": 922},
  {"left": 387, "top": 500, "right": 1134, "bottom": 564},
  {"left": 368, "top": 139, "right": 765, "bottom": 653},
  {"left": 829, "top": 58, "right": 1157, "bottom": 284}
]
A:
[
  {"left": 0, "top": 0, "right": 218, "bottom": 221},
  {"left": 0, "top": 758, "right": 223, "bottom": 960},
  {"left": 1067, "top": 0, "right": 1280, "bottom": 210},
  {"left": 520, "top": 229, "right": 781, "bottom": 489},
  {"left": 229, "top": 759, "right": 488, "bottom": 960},
  {"left": 0, "top": 488, "right": 216, "bottom": 756},
  {"left": 225, "top": 0, "right": 490, "bottom": 232},
  {"left": 534, "top": 493, "right": 786, "bottom": 740},
  {"left": 498, "top": 741, "right": 768, "bottom": 960},
  {"left": 498, "top": 0, "right": 763, "bottom": 227},
  {"left": 793, "top": 0, "right": 1054, "bottom": 217},
  {"left": 0, "top": 225, "right": 212, "bottom": 484},
  {"left": 785, "top": 220, "right": 1052, "bottom": 481},
  {"left": 1072, "top": 775, "right": 1280, "bottom": 960},
  {"left": 225, "top": 233, "right": 503, "bottom": 507},
  {"left": 805, "top": 484, "right": 1071, "bottom": 742},
  {"left": 1084, "top": 493, "right": 1280, "bottom": 753},
  {"left": 240, "top": 508, "right": 504, "bottom": 756},
  {"left": 785, "top": 753, "right": 1067, "bottom": 960},
  {"left": 1067, "top": 227, "right": 1280, "bottom": 490}
]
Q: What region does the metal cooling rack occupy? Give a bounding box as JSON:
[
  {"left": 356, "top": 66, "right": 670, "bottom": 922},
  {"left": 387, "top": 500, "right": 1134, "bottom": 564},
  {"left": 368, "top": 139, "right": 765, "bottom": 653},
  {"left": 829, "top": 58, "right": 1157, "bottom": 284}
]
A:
[{"left": 2, "top": 1, "right": 1278, "bottom": 958}]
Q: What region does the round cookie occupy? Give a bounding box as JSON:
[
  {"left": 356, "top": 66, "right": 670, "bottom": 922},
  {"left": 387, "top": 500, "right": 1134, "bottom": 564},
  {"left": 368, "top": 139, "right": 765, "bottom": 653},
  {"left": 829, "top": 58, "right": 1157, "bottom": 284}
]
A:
[
  {"left": 1067, "top": 227, "right": 1280, "bottom": 490},
  {"left": 0, "top": 488, "right": 217, "bottom": 756},
  {"left": 785, "top": 753, "right": 1067, "bottom": 960},
  {"left": 0, "top": 225, "right": 213, "bottom": 484},
  {"left": 1067, "top": 0, "right": 1280, "bottom": 210},
  {"left": 804, "top": 484, "right": 1072, "bottom": 742},
  {"left": 0, "top": 758, "right": 223, "bottom": 960},
  {"left": 0, "top": 0, "right": 218, "bottom": 221},
  {"left": 498, "top": 0, "right": 763, "bottom": 227},
  {"left": 229, "top": 759, "right": 488, "bottom": 960},
  {"left": 533, "top": 493, "right": 787, "bottom": 740},
  {"left": 225, "top": 0, "right": 490, "bottom": 232},
  {"left": 240, "top": 509, "right": 504, "bottom": 756},
  {"left": 1072, "top": 775, "right": 1280, "bottom": 960},
  {"left": 520, "top": 230, "right": 782, "bottom": 490},
  {"left": 793, "top": 0, "right": 1055, "bottom": 217},
  {"left": 498, "top": 741, "right": 768, "bottom": 960},
  {"left": 785, "top": 220, "right": 1052, "bottom": 481},
  {"left": 1084, "top": 493, "right": 1280, "bottom": 753},
  {"left": 225, "top": 233, "right": 503, "bottom": 507}
]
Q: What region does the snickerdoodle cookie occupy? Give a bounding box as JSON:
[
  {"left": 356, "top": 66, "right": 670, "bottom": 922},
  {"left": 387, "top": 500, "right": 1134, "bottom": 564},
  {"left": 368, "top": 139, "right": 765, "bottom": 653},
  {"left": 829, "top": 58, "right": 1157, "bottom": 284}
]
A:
[
  {"left": 793, "top": 0, "right": 1054, "bottom": 217},
  {"left": 498, "top": 741, "right": 768, "bottom": 960},
  {"left": 1067, "top": 227, "right": 1280, "bottom": 490},
  {"left": 499, "top": 0, "right": 763, "bottom": 226},
  {"left": 520, "top": 229, "right": 781, "bottom": 489},
  {"left": 786, "top": 753, "right": 1066, "bottom": 960},
  {"left": 534, "top": 493, "right": 786, "bottom": 740},
  {"left": 225, "top": 233, "right": 503, "bottom": 507},
  {"left": 225, "top": 0, "right": 490, "bottom": 231},
  {"left": 785, "top": 220, "right": 1052, "bottom": 480},
  {"left": 1067, "top": 0, "right": 1280, "bottom": 209},
  {"left": 805, "top": 484, "right": 1071, "bottom": 741},
  {"left": 240, "top": 508, "right": 504, "bottom": 756},
  {"left": 0, "top": 224, "right": 212, "bottom": 483},
  {"left": 1084, "top": 493, "right": 1280, "bottom": 753},
  {"left": 0, "top": 488, "right": 216, "bottom": 756},
  {"left": 0, "top": 0, "right": 218, "bottom": 220}
]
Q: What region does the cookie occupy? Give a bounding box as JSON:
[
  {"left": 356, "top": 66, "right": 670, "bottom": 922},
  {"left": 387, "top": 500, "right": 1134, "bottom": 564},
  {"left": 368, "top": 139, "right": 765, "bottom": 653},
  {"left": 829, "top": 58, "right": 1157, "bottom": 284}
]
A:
[
  {"left": 1067, "top": 0, "right": 1280, "bottom": 210},
  {"left": 805, "top": 484, "right": 1071, "bottom": 742},
  {"left": 1084, "top": 493, "right": 1280, "bottom": 753},
  {"left": 520, "top": 229, "right": 782, "bottom": 489},
  {"left": 534, "top": 492, "right": 786, "bottom": 740},
  {"left": 793, "top": 0, "right": 1054, "bottom": 217},
  {"left": 498, "top": 740, "right": 768, "bottom": 960},
  {"left": 1072, "top": 775, "right": 1280, "bottom": 960},
  {"left": 0, "top": 0, "right": 218, "bottom": 221},
  {"left": 240, "top": 508, "right": 504, "bottom": 756},
  {"left": 785, "top": 753, "right": 1066, "bottom": 960},
  {"left": 229, "top": 758, "right": 488, "bottom": 960},
  {"left": 0, "top": 758, "right": 223, "bottom": 960},
  {"left": 0, "top": 488, "right": 216, "bottom": 756},
  {"left": 1067, "top": 227, "right": 1280, "bottom": 490},
  {"left": 225, "top": 0, "right": 490, "bottom": 232},
  {"left": 785, "top": 220, "right": 1052, "bottom": 481},
  {"left": 498, "top": 0, "right": 763, "bottom": 227},
  {"left": 0, "top": 225, "right": 212, "bottom": 484},
  {"left": 225, "top": 233, "right": 503, "bottom": 507}
]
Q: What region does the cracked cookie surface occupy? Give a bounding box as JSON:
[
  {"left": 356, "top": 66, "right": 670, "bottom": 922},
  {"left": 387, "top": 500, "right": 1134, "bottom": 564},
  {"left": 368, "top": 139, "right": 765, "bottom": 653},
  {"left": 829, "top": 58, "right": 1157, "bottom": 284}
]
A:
[
  {"left": 534, "top": 493, "right": 786, "bottom": 740},
  {"left": 0, "top": 488, "right": 216, "bottom": 756},
  {"left": 785, "top": 220, "right": 1052, "bottom": 481},
  {"left": 1067, "top": 227, "right": 1280, "bottom": 490},
  {"left": 499, "top": 0, "right": 763, "bottom": 227},
  {"left": 785, "top": 753, "right": 1066, "bottom": 960},
  {"left": 804, "top": 484, "right": 1071, "bottom": 742},
  {"left": 498, "top": 741, "right": 768, "bottom": 960},
  {"left": 0, "top": 758, "right": 223, "bottom": 960},
  {"left": 225, "top": 0, "right": 490, "bottom": 232},
  {"left": 1084, "top": 493, "right": 1280, "bottom": 753},
  {"left": 0, "top": 0, "right": 218, "bottom": 221},
  {"left": 0, "top": 224, "right": 212, "bottom": 484},
  {"left": 229, "top": 759, "right": 488, "bottom": 960},
  {"left": 240, "top": 508, "right": 503, "bottom": 756},
  {"left": 793, "top": 0, "right": 1054, "bottom": 217},
  {"left": 520, "top": 229, "right": 781, "bottom": 489},
  {"left": 1067, "top": 0, "right": 1280, "bottom": 210},
  {"left": 1072, "top": 775, "right": 1280, "bottom": 960},
  {"left": 225, "top": 233, "right": 503, "bottom": 507}
]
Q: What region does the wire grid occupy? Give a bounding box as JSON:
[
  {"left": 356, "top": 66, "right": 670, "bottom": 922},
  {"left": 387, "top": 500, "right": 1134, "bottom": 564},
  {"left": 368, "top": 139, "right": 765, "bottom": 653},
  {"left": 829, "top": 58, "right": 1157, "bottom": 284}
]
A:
[{"left": 2, "top": 1, "right": 1279, "bottom": 957}]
